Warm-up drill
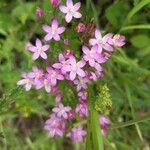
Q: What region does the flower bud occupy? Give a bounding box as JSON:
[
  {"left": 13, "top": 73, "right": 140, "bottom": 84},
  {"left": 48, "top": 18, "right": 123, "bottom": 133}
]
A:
[
  {"left": 35, "top": 7, "right": 43, "bottom": 17},
  {"left": 50, "top": 0, "right": 59, "bottom": 7},
  {"left": 76, "top": 23, "right": 86, "bottom": 33},
  {"left": 64, "top": 39, "right": 69, "bottom": 45}
]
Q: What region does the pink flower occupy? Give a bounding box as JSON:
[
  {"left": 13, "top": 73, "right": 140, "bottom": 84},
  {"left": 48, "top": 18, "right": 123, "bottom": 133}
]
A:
[
  {"left": 17, "top": 72, "right": 33, "bottom": 91},
  {"left": 50, "top": 0, "right": 59, "bottom": 7},
  {"left": 52, "top": 54, "right": 69, "bottom": 74},
  {"left": 73, "top": 76, "right": 89, "bottom": 91},
  {"left": 76, "top": 23, "right": 86, "bottom": 33},
  {"left": 59, "top": 0, "right": 82, "bottom": 23},
  {"left": 52, "top": 103, "right": 72, "bottom": 119},
  {"left": 64, "top": 56, "right": 86, "bottom": 80},
  {"left": 108, "top": 34, "right": 126, "bottom": 47},
  {"left": 67, "top": 127, "right": 86, "bottom": 141},
  {"left": 44, "top": 114, "right": 65, "bottom": 137},
  {"left": 46, "top": 67, "right": 64, "bottom": 86},
  {"left": 43, "top": 18, "right": 65, "bottom": 41},
  {"left": 27, "top": 38, "right": 49, "bottom": 60},
  {"left": 35, "top": 7, "right": 43, "bottom": 17},
  {"left": 75, "top": 100, "right": 88, "bottom": 117},
  {"left": 89, "top": 29, "right": 113, "bottom": 53}
]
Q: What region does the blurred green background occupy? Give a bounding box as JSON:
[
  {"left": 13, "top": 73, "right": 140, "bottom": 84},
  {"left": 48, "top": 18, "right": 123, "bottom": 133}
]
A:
[{"left": 0, "top": 0, "right": 150, "bottom": 149}]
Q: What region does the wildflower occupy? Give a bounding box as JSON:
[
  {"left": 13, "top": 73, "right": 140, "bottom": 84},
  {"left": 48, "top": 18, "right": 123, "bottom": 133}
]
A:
[
  {"left": 35, "top": 7, "right": 43, "bottom": 17},
  {"left": 76, "top": 23, "right": 86, "bottom": 33},
  {"left": 52, "top": 54, "right": 69, "bottom": 74},
  {"left": 44, "top": 114, "right": 65, "bottom": 137},
  {"left": 75, "top": 100, "right": 88, "bottom": 117},
  {"left": 59, "top": 0, "right": 82, "bottom": 23},
  {"left": 28, "top": 66, "right": 44, "bottom": 82},
  {"left": 50, "top": 0, "right": 59, "bottom": 7},
  {"left": 67, "top": 127, "right": 86, "bottom": 141},
  {"left": 27, "top": 38, "right": 49, "bottom": 60},
  {"left": 52, "top": 103, "right": 72, "bottom": 119},
  {"left": 43, "top": 18, "right": 65, "bottom": 41},
  {"left": 65, "top": 56, "right": 86, "bottom": 80},
  {"left": 46, "top": 67, "right": 64, "bottom": 86},
  {"left": 109, "top": 34, "right": 126, "bottom": 47},
  {"left": 17, "top": 72, "right": 33, "bottom": 91},
  {"left": 73, "top": 76, "right": 89, "bottom": 91},
  {"left": 89, "top": 29, "right": 113, "bottom": 53}
]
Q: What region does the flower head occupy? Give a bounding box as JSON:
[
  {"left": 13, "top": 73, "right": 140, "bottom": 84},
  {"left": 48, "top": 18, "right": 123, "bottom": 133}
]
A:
[
  {"left": 50, "top": 0, "right": 59, "bottom": 7},
  {"left": 43, "top": 18, "right": 65, "bottom": 41},
  {"left": 52, "top": 103, "right": 72, "bottom": 119},
  {"left": 89, "top": 29, "right": 113, "bottom": 53},
  {"left": 75, "top": 100, "right": 88, "bottom": 117},
  {"left": 67, "top": 127, "right": 86, "bottom": 141},
  {"left": 44, "top": 114, "right": 65, "bottom": 137},
  {"left": 59, "top": 0, "right": 82, "bottom": 23},
  {"left": 76, "top": 23, "right": 86, "bottom": 33},
  {"left": 65, "top": 56, "right": 86, "bottom": 80},
  {"left": 35, "top": 7, "right": 43, "bottom": 17},
  {"left": 46, "top": 67, "right": 64, "bottom": 86},
  {"left": 26, "top": 38, "right": 49, "bottom": 60},
  {"left": 73, "top": 76, "right": 89, "bottom": 91}
]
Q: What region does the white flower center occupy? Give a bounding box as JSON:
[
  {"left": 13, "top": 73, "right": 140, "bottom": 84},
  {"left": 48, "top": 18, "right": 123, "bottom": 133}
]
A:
[
  {"left": 51, "top": 71, "right": 56, "bottom": 78},
  {"left": 69, "top": 6, "right": 75, "bottom": 13},
  {"left": 35, "top": 72, "right": 40, "bottom": 78},
  {"left": 44, "top": 79, "right": 48, "bottom": 85},
  {"left": 37, "top": 46, "right": 42, "bottom": 53},
  {"left": 72, "top": 64, "right": 77, "bottom": 71}
]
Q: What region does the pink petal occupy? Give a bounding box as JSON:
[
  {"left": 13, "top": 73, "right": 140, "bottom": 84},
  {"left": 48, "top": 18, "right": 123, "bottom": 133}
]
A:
[
  {"left": 42, "top": 25, "right": 51, "bottom": 33},
  {"left": 77, "top": 69, "right": 85, "bottom": 77},
  {"left": 44, "top": 33, "right": 52, "bottom": 41},
  {"left": 42, "top": 45, "right": 49, "bottom": 51},
  {"left": 69, "top": 56, "right": 76, "bottom": 65},
  {"left": 32, "top": 52, "right": 40, "bottom": 60},
  {"left": 45, "top": 85, "right": 51, "bottom": 93},
  {"left": 40, "top": 52, "right": 47, "bottom": 59},
  {"left": 17, "top": 79, "right": 26, "bottom": 85},
  {"left": 95, "top": 29, "right": 102, "bottom": 40},
  {"left": 27, "top": 44, "right": 36, "bottom": 52},
  {"left": 89, "top": 39, "right": 97, "bottom": 46},
  {"left": 52, "top": 63, "right": 62, "bottom": 69},
  {"left": 57, "top": 74, "right": 64, "bottom": 80},
  {"left": 73, "top": 12, "right": 82, "bottom": 18},
  {"left": 103, "top": 43, "right": 113, "bottom": 52},
  {"left": 70, "top": 71, "right": 76, "bottom": 80},
  {"left": 77, "top": 60, "right": 85, "bottom": 68},
  {"left": 74, "top": 2, "right": 81, "bottom": 11},
  {"left": 66, "top": 0, "right": 73, "bottom": 7},
  {"left": 89, "top": 59, "right": 95, "bottom": 67},
  {"left": 82, "top": 46, "right": 89, "bottom": 54},
  {"left": 36, "top": 38, "right": 42, "bottom": 47},
  {"left": 53, "top": 34, "right": 60, "bottom": 41},
  {"left": 52, "top": 19, "right": 58, "bottom": 28},
  {"left": 65, "top": 13, "right": 73, "bottom": 23},
  {"left": 59, "top": 5, "right": 68, "bottom": 13},
  {"left": 59, "top": 54, "right": 65, "bottom": 62},
  {"left": 57, "top": 27, "right": 65, "bottom": 34},
  {"left": 25, "top": 83, "right": 32, "bottom": 91}
]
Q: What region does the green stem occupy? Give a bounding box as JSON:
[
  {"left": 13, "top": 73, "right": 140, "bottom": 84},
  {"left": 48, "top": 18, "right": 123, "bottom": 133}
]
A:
[{"left": 86, "top": 84, "right": 104, "bottom": 150}]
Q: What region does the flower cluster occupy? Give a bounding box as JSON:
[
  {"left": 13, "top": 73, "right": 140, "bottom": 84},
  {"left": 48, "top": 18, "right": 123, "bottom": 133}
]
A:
[{"left": 17, "top": 0, "right": 125, "bottom": 141}]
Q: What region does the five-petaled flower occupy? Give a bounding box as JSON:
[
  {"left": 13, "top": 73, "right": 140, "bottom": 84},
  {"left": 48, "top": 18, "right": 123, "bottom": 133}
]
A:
[
  {"left": 43, "top": 18, "right": 65, "bottom": 41},
  {"left": 64, "top": 56, "right": 86, "bottom": 80},
  {"left": 67, "top": 127, "right": 87, "bottom": 141},
  {"left": 27, "top": 38, "right": 49, "bottom": 60},
  {"left": 59, "top": 0, "right": 82, "bottom": 23},
  {"left": 89, "top": 29, "right": 113, "bottom": 53},
  {"left": 52, "top": 103, "right": 72, "bottom": 119}
]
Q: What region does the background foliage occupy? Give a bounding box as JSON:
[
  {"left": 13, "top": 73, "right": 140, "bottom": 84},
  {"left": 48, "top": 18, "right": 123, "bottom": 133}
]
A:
[{"left": 0, "top": 0, "right": 150, "bottom": 149}]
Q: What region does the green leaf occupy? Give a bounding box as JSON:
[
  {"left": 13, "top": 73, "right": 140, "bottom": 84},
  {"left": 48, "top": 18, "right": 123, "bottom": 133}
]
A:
[
  {"left": 120, "top": 24, "right": 150, "bottom": 31},
  {"left": 126, "top": 0, "right": 150, "bottom": 21},
  {"left": 130, "top": 34, "right": 150, "bottom": 48}
]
